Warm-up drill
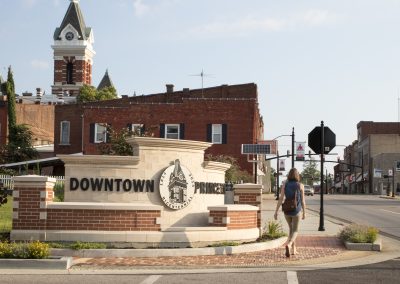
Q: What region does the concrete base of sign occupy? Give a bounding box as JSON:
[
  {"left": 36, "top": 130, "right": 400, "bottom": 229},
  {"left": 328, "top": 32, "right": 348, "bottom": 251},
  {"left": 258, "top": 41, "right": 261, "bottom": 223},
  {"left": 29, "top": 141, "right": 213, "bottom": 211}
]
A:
[{"left": 11, "top": 228, "right": 259, "bottom": 248}]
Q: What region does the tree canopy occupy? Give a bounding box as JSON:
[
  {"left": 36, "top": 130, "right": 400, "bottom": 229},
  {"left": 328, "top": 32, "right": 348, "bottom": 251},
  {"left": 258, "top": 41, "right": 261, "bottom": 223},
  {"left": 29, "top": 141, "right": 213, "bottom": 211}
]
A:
[
  {"left": 77, "top": 84, "right": 117, "bottom": 103},
  {"left": 301, "top": 158, "right": 320, "bottom": 186},
  {"left": 5, "top": 66, "right": 16, "bottom": 135}
]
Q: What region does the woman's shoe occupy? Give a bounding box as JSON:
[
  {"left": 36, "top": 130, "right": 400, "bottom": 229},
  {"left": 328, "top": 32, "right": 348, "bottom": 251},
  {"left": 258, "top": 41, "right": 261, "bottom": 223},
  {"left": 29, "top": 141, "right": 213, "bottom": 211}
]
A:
[{"left": 285, "top": 245, "right": 290, "bottom": 257}]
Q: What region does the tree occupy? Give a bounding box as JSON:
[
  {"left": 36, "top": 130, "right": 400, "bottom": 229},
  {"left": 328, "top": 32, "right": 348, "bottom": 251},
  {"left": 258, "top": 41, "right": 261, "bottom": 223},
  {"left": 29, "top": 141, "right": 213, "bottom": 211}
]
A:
[
  {"left": 98, "top": 126, "right": 134, "bottom": 156},
  {"left": 97, "top": 86, "right": 117, "bottom": 101},
  {"left": 77, "top": 85, "right": 117, "bottom": 103},
  {"left": 5, "top": 66, "right": 16, "bottom": 137},
  {"left": 77, "top": 84, "right": 97, "bottom": 103},
  {"left": 3, "top": 124, "right": 38, "bottom": 163},
  {"left": 301, "top": 158, "right": 320, "bottom": 186},
  {"left": 205, "top": 154, "right": 252, "bottom": 183},
  {"left": 270, "top": 167, "right": 276, "bottom": 190}
]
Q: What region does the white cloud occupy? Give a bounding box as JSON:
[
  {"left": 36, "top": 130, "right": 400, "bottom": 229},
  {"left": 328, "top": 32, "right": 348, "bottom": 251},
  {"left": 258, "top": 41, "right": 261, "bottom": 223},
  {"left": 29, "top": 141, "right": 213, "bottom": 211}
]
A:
[
  {"left": 31, "top": 60, "right": 49, "bottom": 70},
  {"left": 133, "top": 0, "right": 150, "bottom": 17},
  {"left": 186, "top": 9, "right": 339, "bottom": 39},
  {"left": 21, "top": 0, "right": 37, "bottom": 8}
]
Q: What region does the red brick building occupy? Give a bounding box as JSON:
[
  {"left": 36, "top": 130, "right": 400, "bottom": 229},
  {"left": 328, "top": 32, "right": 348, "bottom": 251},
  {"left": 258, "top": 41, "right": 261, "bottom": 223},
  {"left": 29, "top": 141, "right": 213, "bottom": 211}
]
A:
[{"left": 54, "top": 83, "right": 264, "bottom": 175}]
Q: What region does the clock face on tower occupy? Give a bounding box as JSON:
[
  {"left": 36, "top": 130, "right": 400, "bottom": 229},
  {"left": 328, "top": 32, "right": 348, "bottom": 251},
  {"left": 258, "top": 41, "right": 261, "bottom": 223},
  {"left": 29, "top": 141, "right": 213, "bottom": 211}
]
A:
[{"left": 65, "top": 32, "right": 74, "bottom": 41}]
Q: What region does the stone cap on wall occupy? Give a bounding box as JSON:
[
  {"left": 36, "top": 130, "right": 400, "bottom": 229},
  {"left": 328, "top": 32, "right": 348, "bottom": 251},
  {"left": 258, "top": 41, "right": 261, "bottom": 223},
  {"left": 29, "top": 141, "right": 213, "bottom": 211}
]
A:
[
  {"left": 57, "top": 155, "right": 140, "bottom": 167},
  {"left": 47, "top": 202, "right": 163, "bottom": 211},
  {"left": 208, "top": 205, "right": 259, "bottom": 211},
  {"left": 127, "top": 137, "right": 212, "bottom": 152},
  {"left": 203, "top": 161, "right": 231, "bottom": 172}
]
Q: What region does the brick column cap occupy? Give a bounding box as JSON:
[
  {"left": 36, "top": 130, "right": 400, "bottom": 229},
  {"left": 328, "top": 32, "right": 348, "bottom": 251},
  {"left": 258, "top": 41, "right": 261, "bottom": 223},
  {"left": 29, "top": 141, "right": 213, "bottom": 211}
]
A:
[
  {"left": 234, "top": 183, "right": 263, "bottom": 194},
  {"left": 13, "top": 175, "right": 56, "bottom": 187}
]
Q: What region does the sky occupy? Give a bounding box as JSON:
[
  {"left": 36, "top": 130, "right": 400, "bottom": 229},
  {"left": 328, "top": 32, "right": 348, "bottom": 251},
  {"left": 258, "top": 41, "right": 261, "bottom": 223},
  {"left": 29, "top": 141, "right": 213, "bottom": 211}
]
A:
[{"left": 1, "top": 0, "right": 400, "bottom": 174}]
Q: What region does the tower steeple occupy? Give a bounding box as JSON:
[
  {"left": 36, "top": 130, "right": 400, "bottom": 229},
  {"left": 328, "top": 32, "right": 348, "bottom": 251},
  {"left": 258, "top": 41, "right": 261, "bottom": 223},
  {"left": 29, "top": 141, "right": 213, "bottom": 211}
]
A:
[{"left": 51, "top": 0, "right": 95, "bottom": 97}]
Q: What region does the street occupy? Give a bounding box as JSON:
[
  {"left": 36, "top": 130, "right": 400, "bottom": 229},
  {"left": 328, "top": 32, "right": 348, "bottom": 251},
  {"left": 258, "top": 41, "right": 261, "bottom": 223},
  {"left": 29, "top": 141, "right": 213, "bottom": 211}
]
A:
[
  {"left": 2, "top": 258, "right": 400, "bottom": 284},
  {"left": 306, "top": 195, "right": 400, "bottom": 239}
]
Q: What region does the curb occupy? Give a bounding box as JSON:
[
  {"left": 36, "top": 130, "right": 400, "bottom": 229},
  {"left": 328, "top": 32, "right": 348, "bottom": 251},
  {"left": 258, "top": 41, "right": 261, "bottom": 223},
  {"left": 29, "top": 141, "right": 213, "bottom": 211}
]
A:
[
  {"left": 0, "top": 257, "right": 73, "bottom": 270},
  {"left": 344, "top": 237, "right": 382, "bottom": 251},
  {"left": 51, "top": 237, "right": 288, "bottom": 258}
]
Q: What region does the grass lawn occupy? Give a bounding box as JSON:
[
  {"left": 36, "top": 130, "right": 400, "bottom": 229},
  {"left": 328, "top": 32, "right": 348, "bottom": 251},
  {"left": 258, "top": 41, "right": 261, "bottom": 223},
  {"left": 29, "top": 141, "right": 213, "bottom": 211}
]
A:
[{"left": 0, "top": 196, "right": 12, "bottom": 232}]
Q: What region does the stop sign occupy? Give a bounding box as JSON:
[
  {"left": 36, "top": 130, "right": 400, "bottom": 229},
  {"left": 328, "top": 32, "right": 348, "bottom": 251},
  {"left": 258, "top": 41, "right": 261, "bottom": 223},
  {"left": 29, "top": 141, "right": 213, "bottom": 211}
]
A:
[{"left": 308, "top": 126, "right": 336, "bottom": 154}]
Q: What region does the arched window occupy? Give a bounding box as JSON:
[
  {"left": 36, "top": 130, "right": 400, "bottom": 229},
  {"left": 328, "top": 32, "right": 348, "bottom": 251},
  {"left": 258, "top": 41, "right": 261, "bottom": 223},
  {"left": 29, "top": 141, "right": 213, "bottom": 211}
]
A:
[{"left": 66, "top": 62, "right": 73, "bottom": 84}]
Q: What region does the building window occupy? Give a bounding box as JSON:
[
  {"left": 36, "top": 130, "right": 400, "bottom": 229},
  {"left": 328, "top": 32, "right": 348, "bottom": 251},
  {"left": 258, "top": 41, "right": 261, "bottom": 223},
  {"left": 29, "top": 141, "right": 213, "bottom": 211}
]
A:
[
  {"left": 207, "top": 124, "right": 227, "bottom": 144},
  {"left": 66, "top": 62, "right": 73, "bottom": 84},
  {"left": 130, "top": 124, "right": 143, "bottom": 136},
  {"left": 60, "top": 121, "right": 70, "bottom": 145},
  {"left": 165, "top": 124, "right": 180, "bottom": 139},
  {"left": 95, "top": 123, "right": 107, "bottom": 143},
  {"left": 212, "top": 124, "right": 222, "bottom": 144}
]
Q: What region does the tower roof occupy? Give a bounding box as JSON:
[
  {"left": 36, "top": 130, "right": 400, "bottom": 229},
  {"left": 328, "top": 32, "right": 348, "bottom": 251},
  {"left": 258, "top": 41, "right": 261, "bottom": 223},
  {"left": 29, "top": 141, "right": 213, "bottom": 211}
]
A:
[
  {"left": 97, "top": 70, "right": 115, "bottom": 90},
  {"left": 54, "top": 0, "right": 91, "bottom": 40}
]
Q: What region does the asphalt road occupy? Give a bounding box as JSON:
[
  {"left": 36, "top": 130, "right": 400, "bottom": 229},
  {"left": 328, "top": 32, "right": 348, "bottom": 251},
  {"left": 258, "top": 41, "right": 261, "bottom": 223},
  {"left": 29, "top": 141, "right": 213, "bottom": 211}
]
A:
[
  {"left": 306, "top": 194, "right": 400, "bottom": 239},
  {"left": 2, "top": 259, "right": 400, "bottom": 284}
]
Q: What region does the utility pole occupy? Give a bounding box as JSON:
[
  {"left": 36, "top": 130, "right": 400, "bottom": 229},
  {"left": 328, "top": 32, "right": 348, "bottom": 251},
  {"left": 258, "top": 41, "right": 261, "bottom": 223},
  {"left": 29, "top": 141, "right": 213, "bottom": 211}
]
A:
[
  {"left": 276, "top": 151, "right": 280, "bottom": 200},
  {"left": 291, "top": 127, "right": 295, "bottom": 169},
  {"left": 319, "top": 121, "right": 325, "bottom": 231}
]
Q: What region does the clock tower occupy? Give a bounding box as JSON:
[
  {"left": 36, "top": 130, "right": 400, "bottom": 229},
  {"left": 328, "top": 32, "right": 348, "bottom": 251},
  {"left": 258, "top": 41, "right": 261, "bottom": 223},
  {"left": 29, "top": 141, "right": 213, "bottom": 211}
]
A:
[{"left": 52, "top": 0, "right": 95, "bottom": 96}]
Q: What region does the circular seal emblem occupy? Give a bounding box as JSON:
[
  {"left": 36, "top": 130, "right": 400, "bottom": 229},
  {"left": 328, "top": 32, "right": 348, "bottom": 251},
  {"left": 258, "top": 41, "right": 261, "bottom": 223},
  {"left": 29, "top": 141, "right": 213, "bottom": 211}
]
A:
[{"left": 159, "top": 159, "right": 195, "bottom": 210}]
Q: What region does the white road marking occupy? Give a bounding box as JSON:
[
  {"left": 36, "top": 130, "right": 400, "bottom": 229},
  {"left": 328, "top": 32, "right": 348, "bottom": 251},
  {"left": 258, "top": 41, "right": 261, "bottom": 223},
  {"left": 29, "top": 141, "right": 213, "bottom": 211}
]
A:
[
  {"left": 139, "top": 275, "right": 162, "bottom": 284},
  {"left": 380, "top": 209, "right": 400, "bottom": 215},
  {"left": 287, "top": 271, "right": 299, "bottom": 284}
]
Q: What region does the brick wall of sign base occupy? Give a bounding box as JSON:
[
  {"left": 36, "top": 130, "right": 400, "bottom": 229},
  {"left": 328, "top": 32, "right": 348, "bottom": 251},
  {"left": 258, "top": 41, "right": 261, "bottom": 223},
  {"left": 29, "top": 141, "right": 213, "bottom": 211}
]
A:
[
  {"left": 233, "top": 184, "right": 263, "bottom": 229},
  {"left": 12, "top": 176, "right": 161, "bottom": 235},
  {"left": 208, "top": 205, "right": 258, "bottom": 229}
]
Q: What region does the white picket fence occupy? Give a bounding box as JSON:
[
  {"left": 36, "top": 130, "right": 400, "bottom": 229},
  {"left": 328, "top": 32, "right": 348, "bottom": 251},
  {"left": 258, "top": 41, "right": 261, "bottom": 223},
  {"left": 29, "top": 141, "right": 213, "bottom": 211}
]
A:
[{"left": 0, "top": 175, "right": 65, "bottom": 189}]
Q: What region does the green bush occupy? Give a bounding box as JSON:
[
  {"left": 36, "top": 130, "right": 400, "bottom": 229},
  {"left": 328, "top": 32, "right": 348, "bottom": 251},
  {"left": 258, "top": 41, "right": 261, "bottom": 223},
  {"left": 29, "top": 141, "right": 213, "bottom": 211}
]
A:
[
  {"left": 339, "top": 223, "right": 379, "bottom": 243},
  {"left": 0, "top": 241, "right": 49, "bottom": 259},
  {"left": 69, "top": 241, "right": 107, "bottom": 250},
  {"left": 208, "top": 241, "right": 239, "bottom": 247},
  {"left": 53, "top": 183, "right": 64, "bottom": 202},
  {"left": 258, "top": 220, "right": 287, "bottom": 241}
]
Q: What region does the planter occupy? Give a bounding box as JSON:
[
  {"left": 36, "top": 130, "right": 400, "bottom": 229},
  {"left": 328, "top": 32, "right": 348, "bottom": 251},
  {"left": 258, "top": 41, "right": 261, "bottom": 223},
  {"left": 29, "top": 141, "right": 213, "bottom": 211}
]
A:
[
  {"left": 0, "top": 256, "right": 73, "bottom": 269},
  {"left": 344, "top": 237, "right": 382, "bottom": 251}
]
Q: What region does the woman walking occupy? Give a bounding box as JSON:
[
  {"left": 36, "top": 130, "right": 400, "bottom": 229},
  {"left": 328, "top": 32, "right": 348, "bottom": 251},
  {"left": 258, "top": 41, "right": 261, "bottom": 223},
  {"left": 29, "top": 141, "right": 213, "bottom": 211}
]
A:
[{"left": 274, "top": 168, "right": 306, "bottom": 257}]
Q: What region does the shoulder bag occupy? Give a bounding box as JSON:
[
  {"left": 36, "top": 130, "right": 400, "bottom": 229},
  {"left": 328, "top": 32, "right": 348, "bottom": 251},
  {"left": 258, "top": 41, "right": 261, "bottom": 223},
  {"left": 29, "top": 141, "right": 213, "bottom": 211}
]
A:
[{"left": 282, "top": 184, "right": 298, "bottom": 213}]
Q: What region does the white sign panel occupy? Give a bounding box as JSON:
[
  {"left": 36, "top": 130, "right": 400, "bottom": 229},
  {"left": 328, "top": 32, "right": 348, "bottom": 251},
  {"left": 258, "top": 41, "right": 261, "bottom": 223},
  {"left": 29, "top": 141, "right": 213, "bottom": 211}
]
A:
[
  {"left": 295, "top": 142, "right": 305, "bottom": 161},
  {"left": 388, "top": 169, "right": 393, "bottom": 177},
  {"left": 373, "top": 168, "right": 382, "bottom": 178}
]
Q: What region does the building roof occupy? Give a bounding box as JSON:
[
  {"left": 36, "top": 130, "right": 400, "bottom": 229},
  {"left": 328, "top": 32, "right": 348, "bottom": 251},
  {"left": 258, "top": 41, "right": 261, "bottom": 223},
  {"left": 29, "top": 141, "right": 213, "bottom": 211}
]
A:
[
  {"left": 53, "top": 0, "right": 91, "bottom": 40},
  {"left": 97, "top": 70, "right": 115, "bottom": 90}
]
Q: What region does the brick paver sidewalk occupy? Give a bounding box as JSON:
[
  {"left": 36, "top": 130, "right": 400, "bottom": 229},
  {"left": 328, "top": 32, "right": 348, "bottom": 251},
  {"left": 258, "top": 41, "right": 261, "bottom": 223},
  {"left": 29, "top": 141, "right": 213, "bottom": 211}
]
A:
[{"left": 72, "top": 236, "right": 346, "bottom": 269}]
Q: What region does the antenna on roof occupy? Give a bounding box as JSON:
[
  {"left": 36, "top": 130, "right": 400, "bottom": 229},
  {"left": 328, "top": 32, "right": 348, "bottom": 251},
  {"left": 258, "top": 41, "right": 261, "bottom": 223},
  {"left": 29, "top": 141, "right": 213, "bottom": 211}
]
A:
[{"left": 189, "top": 69, "right": 214, "bottom": 97}]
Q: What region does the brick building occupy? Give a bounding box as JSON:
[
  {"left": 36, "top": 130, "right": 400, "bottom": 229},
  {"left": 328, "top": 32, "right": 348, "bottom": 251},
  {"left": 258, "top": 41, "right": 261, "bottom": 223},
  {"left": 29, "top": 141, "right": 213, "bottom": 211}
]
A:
[
  {"left": 334, "top": 121, "right": 400, "bottom": 195},
  {"left": 54, "top": 83, "right": 264, "bottom": 176}
]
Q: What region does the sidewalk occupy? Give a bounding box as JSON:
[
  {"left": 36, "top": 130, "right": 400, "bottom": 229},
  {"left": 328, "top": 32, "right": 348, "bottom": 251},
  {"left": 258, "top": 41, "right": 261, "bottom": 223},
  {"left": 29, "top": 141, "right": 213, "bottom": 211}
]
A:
[{"left": 69, "top": 195, "right": 391, "bottom": 271}]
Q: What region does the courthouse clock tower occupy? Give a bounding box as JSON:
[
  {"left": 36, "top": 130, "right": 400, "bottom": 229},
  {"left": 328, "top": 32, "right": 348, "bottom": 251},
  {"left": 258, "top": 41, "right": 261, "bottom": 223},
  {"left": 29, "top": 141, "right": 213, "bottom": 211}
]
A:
[{"left": 51, "top": 0, "right": 95, "bottom": 96}]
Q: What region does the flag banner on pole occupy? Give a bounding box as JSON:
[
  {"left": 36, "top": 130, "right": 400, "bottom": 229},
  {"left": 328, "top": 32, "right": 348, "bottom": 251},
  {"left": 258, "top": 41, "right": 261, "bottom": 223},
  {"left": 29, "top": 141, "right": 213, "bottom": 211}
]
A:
[
  {"left": 295, "top": 142, "right": 305, "bottom": 161},
  {"left": 279, "top": 159, "right": 285, "bottom": 171}
]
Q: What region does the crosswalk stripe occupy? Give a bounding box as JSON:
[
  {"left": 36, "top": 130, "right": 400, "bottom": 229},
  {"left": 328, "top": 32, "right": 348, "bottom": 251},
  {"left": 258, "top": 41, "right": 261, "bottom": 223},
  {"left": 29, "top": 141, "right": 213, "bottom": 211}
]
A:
[
  {"left": 287, "top": 271, "right": 299, "bottom": 284},
  {"left": 139, "top": 275, "right": 162, "bottom": 284}
]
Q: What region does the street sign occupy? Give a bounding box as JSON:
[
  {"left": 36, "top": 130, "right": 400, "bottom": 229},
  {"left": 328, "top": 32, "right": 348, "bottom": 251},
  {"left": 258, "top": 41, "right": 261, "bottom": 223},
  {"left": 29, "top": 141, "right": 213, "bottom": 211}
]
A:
[
  {"left": 388, "top": 169, "right": 393, "bottom": 177},
  {"left": 308, "top": 126, "right": 336, "bottom": 154}
]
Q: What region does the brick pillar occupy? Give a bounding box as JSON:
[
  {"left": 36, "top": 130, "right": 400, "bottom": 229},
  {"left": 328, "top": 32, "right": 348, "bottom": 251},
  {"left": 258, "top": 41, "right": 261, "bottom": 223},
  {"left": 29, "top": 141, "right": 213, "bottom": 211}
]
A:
[
  {"left": 12, "top": 175, "right": 56, "bottom": 241},
  {"left": 233, "top": 183, "right": 263, "bottom": 233}
]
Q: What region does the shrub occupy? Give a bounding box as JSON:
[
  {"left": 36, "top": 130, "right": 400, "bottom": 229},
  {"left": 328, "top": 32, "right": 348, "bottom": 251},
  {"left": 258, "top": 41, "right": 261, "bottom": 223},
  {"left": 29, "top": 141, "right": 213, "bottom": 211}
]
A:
[
  {"left": 53, "top": 183, "right": 64, "bottom": 202},
  {"left": 258, "top": 220, "right": 287, "bottom": 241},
  {"left": 208, "top": 241, "right": 239, "bottom": 247},
  {"left": 69, "top": 241, "right": 107, "bottom": 250},
  {"left": 0, "top": 241, "right": 49, "bottom": 259},
  {"left": 27, "top": 241, "right": 49, "bottom": 259},
  {"left": 339, "top": 223, "right": 379, "bottom": 243}
]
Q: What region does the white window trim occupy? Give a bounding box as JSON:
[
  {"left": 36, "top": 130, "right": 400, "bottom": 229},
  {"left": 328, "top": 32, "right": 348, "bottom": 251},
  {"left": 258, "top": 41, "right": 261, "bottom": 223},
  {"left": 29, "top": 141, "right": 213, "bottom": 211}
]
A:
[
  {"left": 60, "top": 121, "right": 70, "bottom": 145},
  {"left": 95, "top": 123, "right": 107, "bottom": 143},
  {"left": 212, "top": 124, "right": 222, "bottom": 144},
  {"left": 165, "top": 124, "right": 180, "bottom": 139},
  {"left": 131, "top": 124, "right": 143, "bottom": 136}
]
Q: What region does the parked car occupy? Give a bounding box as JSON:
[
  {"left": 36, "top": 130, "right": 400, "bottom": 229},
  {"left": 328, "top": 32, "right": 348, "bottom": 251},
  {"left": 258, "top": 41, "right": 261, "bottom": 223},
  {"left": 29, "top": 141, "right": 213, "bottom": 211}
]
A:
[{"left": 304, "top": 185, "right": 314, "bottom": 196}]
